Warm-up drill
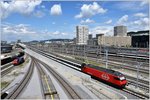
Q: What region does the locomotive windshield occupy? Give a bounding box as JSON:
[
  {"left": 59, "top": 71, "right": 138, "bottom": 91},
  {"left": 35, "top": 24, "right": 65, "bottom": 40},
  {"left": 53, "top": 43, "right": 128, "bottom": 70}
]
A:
[{"left": 114, "top": 71, "right": 123, "bottom": 76}]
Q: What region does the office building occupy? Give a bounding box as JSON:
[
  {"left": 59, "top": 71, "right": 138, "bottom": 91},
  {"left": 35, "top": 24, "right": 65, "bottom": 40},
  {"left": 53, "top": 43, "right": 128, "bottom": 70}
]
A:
[
  {"left": 76, "top": 26, "right": 89, "bottom": 45},
  {"left": 98, "top": 34, "right": 131, "bottom": 47},
  {"left": 114, "top": 26, "right": 127, "bottom": 36}
]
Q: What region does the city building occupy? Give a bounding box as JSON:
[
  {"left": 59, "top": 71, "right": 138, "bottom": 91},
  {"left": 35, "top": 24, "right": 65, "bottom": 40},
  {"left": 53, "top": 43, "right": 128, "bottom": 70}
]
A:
[
  {"left": 76, "top": 25, "right": 89, "bottom": 45},
  {"left": 17, "top": 39, "right": 21, "bottom": 43},
  {"left": 87, "top": 34, "right": 102, "bottom": 46},
  {"left": 97, "top": 25, "right": 131, "bottom": 47},
  {"left": 98, "top": 34, "right": 131, "bottom": 47},
  {"left": 88, "top": 34, "right": 92, "bottom": 40},
  {"left": 1, "top": 44, "right": 13, "bottom": 53},
  {"left": 127, "top": 30, "right": 149, "bottom": 48},
  {"left": 114, "top": 26, "right": 127, "bottom": 36},
  {"left": 1, "top": 41, "right": 7, "bottom": 45}
]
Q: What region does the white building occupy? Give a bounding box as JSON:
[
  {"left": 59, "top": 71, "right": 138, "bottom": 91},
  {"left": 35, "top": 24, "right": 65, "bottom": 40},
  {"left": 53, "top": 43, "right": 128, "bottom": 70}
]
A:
[{"left": 76, "top": 25, "right": 89, "bottom": 45}]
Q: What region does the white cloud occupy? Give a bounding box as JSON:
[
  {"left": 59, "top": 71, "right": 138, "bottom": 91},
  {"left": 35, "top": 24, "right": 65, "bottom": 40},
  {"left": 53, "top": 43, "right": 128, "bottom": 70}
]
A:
[
  {"left": 61, "top": 32, "right": 67, "bottom": 35},
  {"left": 80, "top": 18, "right": 95, "bottom": 24},
  {"left": 117, "top": 15, "right": 128, "bottom": 25},
  {"left": 52, "top": 31, "right": 60, "bottom": 35},
  {"left": 105, "top": 19, "right": 112, "bottom": 24},
  {"left": 34, "top": 10, "right": 45, "bottom": 18},
  {"left": 90, "top": 26, "right": 113, "bottom": 36},
  {"left": 1, "top": 23, "right": 45, "bottom": 41},
  {"left": 129, "top": 17, "right": 149, "bottom": 30},
  {"left": 75, "top": 2, "right": 107, "bottom": 19},
  {"left": 2, "top": 23, "right": 36, "bottom": 35},
  {"left": 2, "top": 23, "right": 70, "bottom": 41},
  {"left": 134, "top": 13, "right": 147, "bottom": 17},
  {"left": 1, "top": 0, "right": 42, "bottom": 19},
  {"left": 140, "top": 0, "right": 149, "bottom": 6},
  {"left": 51, "top": 31, "right": 67, "bottom": 35},
  {"left": 50, "top": 4, "right": 62, "bottom": 16}
]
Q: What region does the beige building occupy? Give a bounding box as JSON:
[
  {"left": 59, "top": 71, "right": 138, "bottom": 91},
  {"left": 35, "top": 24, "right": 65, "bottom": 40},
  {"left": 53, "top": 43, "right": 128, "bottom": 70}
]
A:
[{"left": 98, "top": 34, "right": 131, "bottom": 47}]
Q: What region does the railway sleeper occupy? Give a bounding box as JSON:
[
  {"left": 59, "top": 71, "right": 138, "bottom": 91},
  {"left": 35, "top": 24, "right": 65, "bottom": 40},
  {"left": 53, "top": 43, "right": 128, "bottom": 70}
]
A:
[
  {"left": 44, "top": 91, "right": 57, "bottom": 95},
  {"left": 41, "top": 75, "right": 58, "bottom": 97}
]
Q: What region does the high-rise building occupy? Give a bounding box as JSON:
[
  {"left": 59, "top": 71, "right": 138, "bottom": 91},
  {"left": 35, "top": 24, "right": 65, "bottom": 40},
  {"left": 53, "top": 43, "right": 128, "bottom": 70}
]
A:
[
  {"left": 76, "top": 25, "right": 89, "bottom": 45},
  {"left": 88, "top": 34, "right": 92, "bottom": 39},
  {"left": 114, "top": 26, "right": 127, "bottom": 36}
]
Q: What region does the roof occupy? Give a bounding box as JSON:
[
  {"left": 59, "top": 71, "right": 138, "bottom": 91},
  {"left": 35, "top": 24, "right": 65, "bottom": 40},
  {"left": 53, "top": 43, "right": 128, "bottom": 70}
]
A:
[{"left": 127, "top": 30, "right": 149, "bottom": 36}]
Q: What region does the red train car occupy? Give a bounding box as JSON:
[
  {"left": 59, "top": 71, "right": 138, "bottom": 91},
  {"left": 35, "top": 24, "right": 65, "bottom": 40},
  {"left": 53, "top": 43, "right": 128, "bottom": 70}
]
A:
[
  {"left": 12, "top": 57, "right": 24, "bottom": 65},
  {"left": 81, "top": 63, "right": 127, "bottom": 88}
]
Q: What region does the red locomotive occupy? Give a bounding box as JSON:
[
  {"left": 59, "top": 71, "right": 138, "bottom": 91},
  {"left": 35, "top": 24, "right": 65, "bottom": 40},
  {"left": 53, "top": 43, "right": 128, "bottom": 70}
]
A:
[
  {"left": 12, "top": 57, "right": 25, "bottom": 65},
  {"left": 81, "top": 63, "right": 127, "bottom": 88}
]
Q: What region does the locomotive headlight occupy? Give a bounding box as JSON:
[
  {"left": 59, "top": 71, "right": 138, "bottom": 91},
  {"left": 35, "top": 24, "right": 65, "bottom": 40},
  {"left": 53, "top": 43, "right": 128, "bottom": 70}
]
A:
[{"left": 120, "top": 77, "right": 125, "bottom": 80}]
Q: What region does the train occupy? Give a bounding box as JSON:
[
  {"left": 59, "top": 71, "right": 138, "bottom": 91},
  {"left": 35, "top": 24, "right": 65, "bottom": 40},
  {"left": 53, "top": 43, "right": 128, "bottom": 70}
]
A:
[
  {"left": 1, "top": 51, "right": 25, "bottom": 65},
  {"left": 81, "top": 63, "right": 127, "bottom": 88},
  {"left": 12, "top": 57, "right": 25, "bottom": 65},
  {"left": 1, "top": 56, "right": 12, "bottom": 65}
]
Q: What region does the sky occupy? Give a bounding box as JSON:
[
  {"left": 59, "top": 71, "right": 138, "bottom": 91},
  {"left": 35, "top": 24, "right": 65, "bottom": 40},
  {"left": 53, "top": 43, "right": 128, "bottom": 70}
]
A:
[{"left": 1, "top": 0, "right": 149, "bottom": 42}]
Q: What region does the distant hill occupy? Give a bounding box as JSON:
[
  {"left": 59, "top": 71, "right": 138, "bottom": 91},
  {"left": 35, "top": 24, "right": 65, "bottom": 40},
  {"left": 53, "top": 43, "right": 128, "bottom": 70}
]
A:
[{"left": 41, "top": 39, "right": 73, "bottom": 42}]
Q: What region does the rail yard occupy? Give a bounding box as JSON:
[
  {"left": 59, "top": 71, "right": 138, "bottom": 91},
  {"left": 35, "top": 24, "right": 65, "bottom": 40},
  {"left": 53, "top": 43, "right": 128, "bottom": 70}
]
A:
[{"left": 1, "top": 43, "right": 149, "bottom": 99}]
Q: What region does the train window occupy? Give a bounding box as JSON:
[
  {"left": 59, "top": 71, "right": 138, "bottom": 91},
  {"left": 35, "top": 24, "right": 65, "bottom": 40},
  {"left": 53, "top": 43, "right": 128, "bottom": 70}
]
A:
[{"left": 114, "top": 72, "right": 123, "bottom": 76}]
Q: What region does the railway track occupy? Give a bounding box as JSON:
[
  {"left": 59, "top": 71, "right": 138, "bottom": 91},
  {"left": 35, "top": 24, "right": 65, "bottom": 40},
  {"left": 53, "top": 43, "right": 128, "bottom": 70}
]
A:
[
  {"left": 1, "top": 55, "right": 29, "bottom": 77},
  {"left": 88, "top": 52, "right": 149, "bottom": 61},
  {"left": 31, "top": 47, "right": 149, "bottom": 84},
  {"left": 61, "top": 49, "right": 149, "bottom": 67},
  {"left": 78, "top": 52, "right": 149, "bottom": 68},
  {"left": 1, "top": 65, "right": 14, "bottom": 77},
  {"left": 45, "top": 49, "right": 149, "bottom": 74},
  {"left": 29, "top": 47, "right": 149, "bottom": 99},
  {"left": 123, "top": 88, "right": 149, "bottom": 99},
  {"left": 1, "top": 62, "right": 12, "bottom": 70},
  {"left": 3, "top": 58, "right": 34, "bottom": 99},
  {"left": 127, "top": 79, "right": 149, "bottom": 92},
  {"left": 35, "top": 58, "right": 81, "bottom": 99},
  {"left": 85, "top": 57, "right": 149, "bottom": 74},
  {"left": 34, "top": 58, "right": 59, "bottom": 99}
]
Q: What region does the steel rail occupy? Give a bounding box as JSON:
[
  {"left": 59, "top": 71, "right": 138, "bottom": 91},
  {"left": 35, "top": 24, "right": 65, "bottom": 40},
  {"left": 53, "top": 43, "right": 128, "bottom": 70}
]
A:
[
  {"left": 1, "top": 56, "right": 29, "bottom": 77},
  {"left": 123, "top": 88, "right": 149, "bottom": 99},
  {"left": 33, "top": 58, "right": 59, "bottom": 99},
  {"left": 36, "top": 58, "right": 81, "bottom": 99},
  {"left": 31, "top": 47, "right": 149, "bottom": 85},
  {"left": 30, "top": 47, "right": 150, "bottom": 98},
  {"left": 5, "top": 58, "right": 34, "bottom": 99}
]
